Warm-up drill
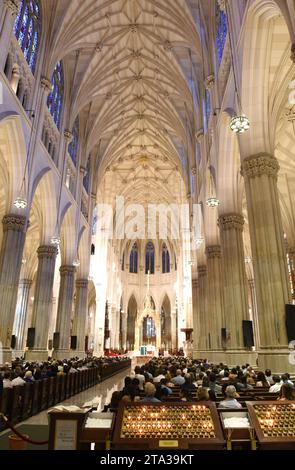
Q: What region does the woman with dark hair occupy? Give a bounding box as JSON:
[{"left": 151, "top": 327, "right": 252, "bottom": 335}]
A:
[
  {"left": 277, "top": 384, "right": 295, "bottom": 401},
  {"left": 256, "top": 372, "right": 269, "bottom": 387}
]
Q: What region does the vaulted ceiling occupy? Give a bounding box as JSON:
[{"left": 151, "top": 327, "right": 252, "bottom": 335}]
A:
[{"left": 43, "top": 0, "right": 207, "bottom": 205}]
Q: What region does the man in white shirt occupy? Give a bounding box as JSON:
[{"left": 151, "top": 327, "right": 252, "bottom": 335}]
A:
[
  {"left": 134, "top": 366, "right": 145, "bottom": 390},
  {"left": 269, "top": 375, "right": 282, "bottom": 393},
  {"left": 3, "top": 372, "right": 13, "bottom": 389},
  {"left": 11, "top": 374, "right": 25, "bottom": 387},
  {"left": 219, "top": 385, "right": 242, "bottom": 409},
  {"left": 153, "top": 369, "right": 166, "bottom": 383}
]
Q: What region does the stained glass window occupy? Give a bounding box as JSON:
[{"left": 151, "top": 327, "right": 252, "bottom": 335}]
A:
[
  {"left": 83, "top": 156, "right": 91, "bottom": 192},
  {"left": 47, "top": 61, "right": 64, "bottom": 129},
  {"left": 68, "top": 117, "right": 79, "bottom": 166},
  {"left": 13, "top": 0, "right": 41, "bottom": 75},
  {"left": 145, "top": 242, "right": 155, "bottom": 275},
  {"left": 216, "top": 1, "right": 228, "bottom": 65},
  {"left": 205, "top": 89, "right": 211, "bottom": 125},
  {"left": 130, "top": 243, "right": 138, "bottom": 274},
  {"left": 162, "top": 244, "right": 170, "bottom": 274}
]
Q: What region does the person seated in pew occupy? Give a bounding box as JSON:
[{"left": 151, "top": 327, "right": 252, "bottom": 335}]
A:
[
  {"left": 24, "top": 371, "right": 35, "bottom": 383},
  {"left": 236, "top": 375, "right": 254, "bottom": 392},
  {"left": 209, "top": 373, "right": 222, "bottom": 395},
  {"left": 159, "top": 378, "right": 172, "bottom": 395},
  {"left": 155, "top": 385, "right": 170, "bottom": 401},
  {"left": 256, "top": 371, "right": 269, "bottom": 387},
  {"left": 3, "top": 371, "right": 13, "bottom": 388},
  {"left": 11, "top": 370, "right": 25, "bottom": 387},
  {"left": 196, "top": 387, "right": 210, "bottom": 402},
  {"left": 103, "top": 391, "right": 122, "bottom": 412},
  {"left": 281, "top": 373, "right": 294, "bottom": 389},
  {"left": 181, "top": 374, "right": 196, "bottom": 393},
  {"left": 141, "top": 383, "right": 161, "bottom": 403},
  {"left": 171, "top": 369, "right": 185, "bottom": 386},
  {"left": 277, "top": 384, "right": 295, "bottom": 401},
  {"left": 180, "top": 389, "right": 194, "bottom": 402},
  {"left": 265, "top": 369, "right": 274, "bottom": 385},
  {"left": 218, "top": 385, "right": 242, "bottom": 409},
  {"left": 269, "top": 375, "right": 282, "bottom": 393}
]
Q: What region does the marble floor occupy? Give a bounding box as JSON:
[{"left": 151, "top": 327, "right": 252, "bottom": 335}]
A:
[{"left": 0, "top": 367, "right": 131, "bottom": 435}]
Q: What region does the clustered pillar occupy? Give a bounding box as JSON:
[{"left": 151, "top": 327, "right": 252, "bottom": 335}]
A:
[
  {"left": 54, "top": 265, "right": 76, "bottom": 359},
  {"left": 205, "top": 245, "right": 224, "bottom": 355},
  {"left": 0, "top": 214, "right": 27, "bottom": 363},
  {"left": 26, "top": 245, "right": 58, "bottom": 361},
  {"left": 72, "top": 279, "right": 88, "bottom": 358},
  {"left": 241, "top": 153, "right": 291, "bottom": 370}
]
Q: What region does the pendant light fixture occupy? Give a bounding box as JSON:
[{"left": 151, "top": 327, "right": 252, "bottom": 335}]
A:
[
  {"left": 224, "top": 1, "right": 250, "bottom": 134},
  {"left": 13, "top": 111, "right": 36, "bottom": 210}
]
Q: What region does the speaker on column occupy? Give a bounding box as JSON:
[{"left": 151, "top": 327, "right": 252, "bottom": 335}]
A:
[
  {"left": 26, "top": 328, "right": 35, "bottom": 348},
  {"left": 53, "top": 332, "right": 60, "bottom": 349},
  {"left": 71, "top": 336, "right": 77, "bottom": 350},
  {"left": 11, "top": 335, "right": 16, "bottom": 349},
  {"left": 85, "top": 336, "right": 89, "bottom": 352},
  {"left": 242, "top": 320, "right": 254, "bottom": 347},
  {"left": 221, "top": 328, "right": 227, "bottom": 348},
  {"left": 285, "top": 304, "right": 295, "bottom": 343}
]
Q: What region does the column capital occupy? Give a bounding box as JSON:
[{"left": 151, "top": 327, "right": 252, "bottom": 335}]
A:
[
  {"left": 2, "top": 214, "right": 26, "bottom": 232},
  {"left": 205, "top": 74, "right": 215, "bottom": 89},
  {"left": 37, "top": 245, "right": 58, "bottom": 259},
  {"left": 206, "top": 245, "right": 222, "bottom": 259},
  {"left": 40, "top": 76, "right": 52, "bottom": 93},
  {"left": 64, "top": 130, "right": 73, "bottom": 143},
  {"left": 76, "top": 279, "right": 88, "bottom": 289},
  {"left": 4, "top": 0, "right": 20, "bottom": 16},
  {"left": 241, "top": 153, "right": 280, "bottom": 179},
  {"left": 60, "top": 265, "right": 76, "bottom": 276},
  {"left": 218, "top": 213, "right": 244, "bottom": 231},
  {"left": 191, "top": 166, "right": 197, "bottom": 176},
  {"left": 291, "top": 43, "right": 295, "bottom": 63},
  {"left": 192, "top": 279, "right": 199, "bottom": 288},
  {"left": 197, "top": 265, "right": 207, "bottom": 277}
]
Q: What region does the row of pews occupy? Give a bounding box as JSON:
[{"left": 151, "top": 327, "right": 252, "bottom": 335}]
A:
[{"left": 0, "top": 359, "right": 131, "bottom": 431}]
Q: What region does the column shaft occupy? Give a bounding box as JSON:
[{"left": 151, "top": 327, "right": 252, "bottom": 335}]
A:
[
  {"left": 0, "top": 214, "right": 26, "bottom": 363},
  {"left": 218, "top": 214, "right": 249, "bottom": 350},
  {"left": 206, "top": 246, "right": 224, "bottom": 351},
  {"left": 27, "top": 245, "right": 58, "bottom": 361},
  {"left": 196, "top": 266, "right": 207, "bottom": 353},
  {"left": 72, "top": 279, "right": 88, "bottom": 357},
  {"left": 54, "top": 265, "right": 76, "bottom": 359},
  {"left": 242, "top": 154, "right": 291, "bottom": 371},
  {"left": 13, "top": 279, "right": 32, "bottom": 354}
]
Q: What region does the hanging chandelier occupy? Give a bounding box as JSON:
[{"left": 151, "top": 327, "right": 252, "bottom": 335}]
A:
[
  {"left": 230, "top": 114, "right": 250, "bottom": 134},
  {"left": 14, "top": 195, "right": 28, "bottom": 210},
  {"left": 206, "top": 197, "right": 220, "bottom": 208},
  {"left": 50, "top": 235, "right": 61, "bottom": 246}
]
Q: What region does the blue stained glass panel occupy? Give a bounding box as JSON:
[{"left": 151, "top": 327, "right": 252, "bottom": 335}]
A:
[
  {"left": 47, "top": 61, "right": 64, "bottom": 129},
  {"left": 216, "top": 2, "right": 228, "bottom": 65},
  {"left": 68, "top": 118, "right": 79, "bottom": 166},
  {"left": 13, "top": 1, "right": 41, "bottom": 75}
]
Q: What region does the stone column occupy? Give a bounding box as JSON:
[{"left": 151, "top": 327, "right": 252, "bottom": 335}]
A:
[
  {"left": 192, "top": 279, "right": 199, "bottom": 355},
  {"left": 195, "top": 266, "right": 208, "bottom": 354},
  {"left": 205, "top": 246, "right": 224, "bottom": 355},
  {"left": 249, "top": 279, "right": 260, "bottom": 350},
  {"left": 218, "top": 213, "right": 253, "bottom": 364},
  {"left": 13, "top": 279, "right": 32, "bottom": 355},
  {"left": 72, "top": 279, "right": 88, "bottom": 358},
  {"left": 121, "top": 311, "right": 127, "bottom": 351},
  {"left": 0, "top": 214, "right": 26, "bottom": 363},
  {"left": 26, "top": 245, "right": 58, "bottom": 361},
  {"left": 0, "top": 0, "right": 20, "bottom": 70},
  {"left": 53, "top": 265, "right": 76, "bottom": 360},
  {"left": 241, "top": 154, "right": 291, "bottom": 371},
  {"left": 171, "top": 309, "right": 178, "bottom": 351}
]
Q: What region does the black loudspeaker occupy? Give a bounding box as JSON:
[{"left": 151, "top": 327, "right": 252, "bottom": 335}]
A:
[
  {"left": 48, "top": 339, "right": 53, "bottom": 350},
  {"left": 285, "top": 304, "right": 295, "bottom": 343},
  {"left": 53, "top": 332, "right": 60, "bottom": 349},
  {"left": 221, "top": 328, "right": 227, "bottom": 342},
  {"left": 11, "top": 335, "right": 16, "bottom": 349},
  {"left": 85, "top": 336, "right": 89, "bottom": 352},
  {"left": 26, "top": 328, "right": 35, "bottom": 348},
  {"left": 242, "top": 320, "right": 254, "bottom": 347},
  {"left": 71, "top": 336, "right": 77, "bottom": 350}
]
